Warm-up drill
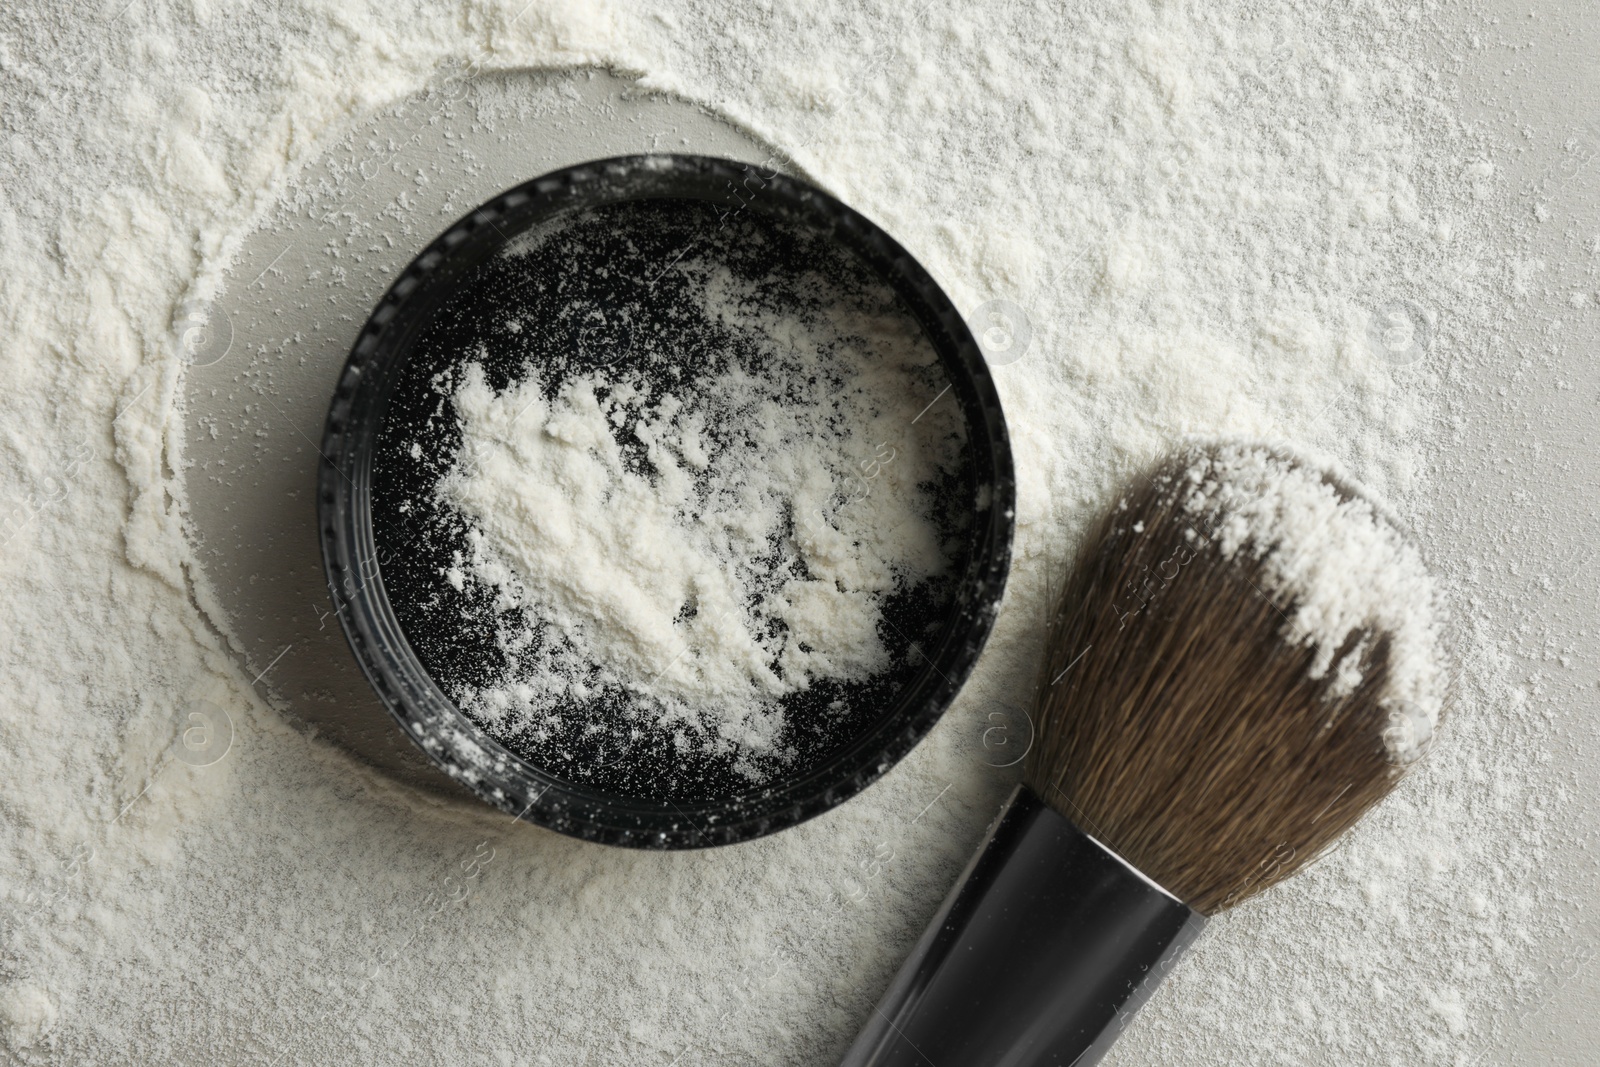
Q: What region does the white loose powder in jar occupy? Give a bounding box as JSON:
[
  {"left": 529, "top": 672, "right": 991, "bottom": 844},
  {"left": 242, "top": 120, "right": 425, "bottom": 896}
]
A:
[{"left": 375, "top": 199, "right": 973, "bottom": 788}]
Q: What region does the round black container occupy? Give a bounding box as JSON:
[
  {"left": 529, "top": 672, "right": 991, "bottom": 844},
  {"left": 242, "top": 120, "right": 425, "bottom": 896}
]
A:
[{"left": 318, "top": 155, "right": 1014, "bottom": 848}]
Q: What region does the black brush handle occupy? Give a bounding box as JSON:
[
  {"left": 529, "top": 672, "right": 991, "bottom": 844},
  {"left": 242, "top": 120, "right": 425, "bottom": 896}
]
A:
[{"left": 839, "top": 785, "right": 1205, "bottom": 1067}]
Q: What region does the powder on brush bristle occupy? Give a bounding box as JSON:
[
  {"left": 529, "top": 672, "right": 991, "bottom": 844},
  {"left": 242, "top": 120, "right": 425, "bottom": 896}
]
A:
[{"left": 1025, "top": 440, "right": 1451, "bottom": 916}]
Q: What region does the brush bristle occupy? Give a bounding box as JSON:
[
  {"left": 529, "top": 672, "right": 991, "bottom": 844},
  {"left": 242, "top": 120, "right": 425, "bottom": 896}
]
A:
[{"left": 1023, "top": 441, "right": 1449, "bottom": 916}]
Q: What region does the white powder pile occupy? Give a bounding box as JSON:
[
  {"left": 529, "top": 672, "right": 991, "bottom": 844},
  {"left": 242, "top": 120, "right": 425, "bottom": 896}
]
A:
[
  {"left": 1171, "top": 441, "right": 1448, "bottom": 763},
  {"left": 433, "top": 294, "right": 959, "bottom": 770},
  {"left": 0, "top": 0, "right": 1585, "bottom": 1064}
]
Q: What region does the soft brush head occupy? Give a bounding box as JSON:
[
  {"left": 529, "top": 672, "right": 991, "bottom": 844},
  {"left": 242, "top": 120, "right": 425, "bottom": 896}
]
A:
[{"left": 1024, "top": 441, "right": 1450, "bottom": 916}]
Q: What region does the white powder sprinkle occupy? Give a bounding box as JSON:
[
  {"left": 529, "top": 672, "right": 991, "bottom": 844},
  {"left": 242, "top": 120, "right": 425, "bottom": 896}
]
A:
[
  {"left": 436, "top": 335, "right": 959, "bottom": 773},
  {"left": 1, "top": 0, "right": 1587, "bottom": 1064},
  {"left": 0, "top": 983, "right": 56, "bottom": 1051}
]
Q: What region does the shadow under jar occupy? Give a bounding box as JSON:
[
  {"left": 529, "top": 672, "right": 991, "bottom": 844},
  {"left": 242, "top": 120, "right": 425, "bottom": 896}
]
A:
[{"left": 319, "top": 155, "right": 1014, "bottom": 848}]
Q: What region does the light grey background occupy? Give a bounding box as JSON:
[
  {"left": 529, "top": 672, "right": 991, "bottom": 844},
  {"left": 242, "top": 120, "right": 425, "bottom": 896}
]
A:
[{"left": 1443, "top": 4, "right": 1600, "bottom": 1062}]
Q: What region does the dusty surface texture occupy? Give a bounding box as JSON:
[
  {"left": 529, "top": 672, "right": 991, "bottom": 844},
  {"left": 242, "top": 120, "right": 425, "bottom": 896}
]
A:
[{"left": 0, "top": 0, "right": 1596, "bottom": 1064}]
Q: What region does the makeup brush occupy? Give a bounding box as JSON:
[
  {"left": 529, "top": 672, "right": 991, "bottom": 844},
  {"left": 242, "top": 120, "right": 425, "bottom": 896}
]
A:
[{"left": 840, "top": 439, "right": 1450, "bottom": 1067}]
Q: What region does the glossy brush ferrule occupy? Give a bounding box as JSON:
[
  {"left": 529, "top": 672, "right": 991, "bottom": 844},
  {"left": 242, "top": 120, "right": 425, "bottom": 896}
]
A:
[{"left": 839, "top": 784, "right": 1205, "bottom": 1067}]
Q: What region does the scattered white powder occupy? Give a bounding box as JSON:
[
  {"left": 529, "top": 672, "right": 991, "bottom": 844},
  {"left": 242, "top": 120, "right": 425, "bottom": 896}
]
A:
[
  {"left": 1172, "top": 441, "right": 1448, "bottom": 763},
  {"left": 436, "top": 323, "right": 957, "bottom": 769},
  {"left": 0, "top": 982, "right": 56, "bottom": 1050},
  {"left": 0, "top": 0, "right": 1589, "bottom": 1065}
]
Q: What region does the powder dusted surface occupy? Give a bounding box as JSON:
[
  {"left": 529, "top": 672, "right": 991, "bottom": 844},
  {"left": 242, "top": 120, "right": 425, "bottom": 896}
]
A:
[{"left": 0, "top": 3, "right": 1592, "bottom": 1067}]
